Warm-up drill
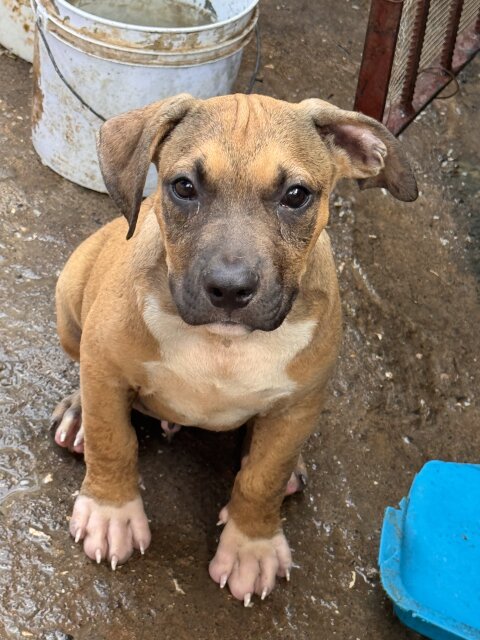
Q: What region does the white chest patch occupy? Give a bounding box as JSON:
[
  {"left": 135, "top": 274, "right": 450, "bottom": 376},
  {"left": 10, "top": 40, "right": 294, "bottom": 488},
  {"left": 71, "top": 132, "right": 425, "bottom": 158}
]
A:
[{"left": 140, "top": 295, "right": 316, "bottom": 429}]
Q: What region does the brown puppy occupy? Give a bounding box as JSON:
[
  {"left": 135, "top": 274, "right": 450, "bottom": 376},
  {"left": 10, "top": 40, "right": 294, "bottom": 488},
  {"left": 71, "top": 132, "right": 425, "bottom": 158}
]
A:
[{"left": 52, "top": 94, "right": 417, "bottom": 605}]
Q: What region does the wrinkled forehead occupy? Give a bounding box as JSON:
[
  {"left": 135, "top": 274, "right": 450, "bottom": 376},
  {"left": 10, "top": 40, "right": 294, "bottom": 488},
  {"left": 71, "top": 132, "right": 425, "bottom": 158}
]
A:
[{"left": 159, "top": 94, "right": 334, "bottom": 188}]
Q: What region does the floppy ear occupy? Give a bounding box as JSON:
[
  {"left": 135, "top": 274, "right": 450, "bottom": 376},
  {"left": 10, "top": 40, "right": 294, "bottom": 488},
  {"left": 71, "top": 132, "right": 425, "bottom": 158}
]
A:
[
  {"left": 97, "top": 93, "right": 196, "bottom": 239},
  {"left": 300, "top": 98, "right": 418, "bottom": 202}
]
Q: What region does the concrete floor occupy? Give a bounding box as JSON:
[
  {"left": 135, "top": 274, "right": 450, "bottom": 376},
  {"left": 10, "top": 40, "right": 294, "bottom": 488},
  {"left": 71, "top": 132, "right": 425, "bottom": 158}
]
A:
[{"left": 0, "top": 1, "right": 479, "bottom": 638}]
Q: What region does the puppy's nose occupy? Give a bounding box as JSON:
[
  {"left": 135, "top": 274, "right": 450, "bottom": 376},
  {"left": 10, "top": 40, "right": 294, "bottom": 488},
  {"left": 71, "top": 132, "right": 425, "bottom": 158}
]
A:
[{"left": 203, "top": 263, "right": 259, "bottom": 311}]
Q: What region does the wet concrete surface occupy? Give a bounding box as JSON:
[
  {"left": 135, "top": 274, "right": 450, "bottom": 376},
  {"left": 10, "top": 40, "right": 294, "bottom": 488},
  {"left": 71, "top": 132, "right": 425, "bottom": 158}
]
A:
[{"left": 0, "top": 1, "right": 479, "bottom": 638}]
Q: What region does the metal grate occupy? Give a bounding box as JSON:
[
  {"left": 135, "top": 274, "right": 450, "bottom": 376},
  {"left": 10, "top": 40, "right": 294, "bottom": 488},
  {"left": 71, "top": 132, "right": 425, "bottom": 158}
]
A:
[{"left": 354, "top": 0, "right": 480, "bottom": 135}]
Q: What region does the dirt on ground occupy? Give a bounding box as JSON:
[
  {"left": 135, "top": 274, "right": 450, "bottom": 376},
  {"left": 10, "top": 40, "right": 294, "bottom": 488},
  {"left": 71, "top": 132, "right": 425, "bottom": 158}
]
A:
[{"left": 0, "top": 1, "right": 479, "bottom": 639}]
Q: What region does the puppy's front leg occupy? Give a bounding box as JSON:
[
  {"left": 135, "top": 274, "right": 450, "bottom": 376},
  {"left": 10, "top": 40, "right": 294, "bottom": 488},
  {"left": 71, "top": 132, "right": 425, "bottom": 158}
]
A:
[
  {"left": 70, "top": 358, "right": 151, "bottom": 568},
  {"left": 209, "top": 397, "right": 322, "bottom": 603}
]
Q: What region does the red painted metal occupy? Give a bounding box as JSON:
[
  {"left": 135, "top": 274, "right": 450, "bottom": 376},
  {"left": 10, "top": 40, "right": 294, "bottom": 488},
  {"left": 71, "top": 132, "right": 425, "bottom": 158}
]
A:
[
  {"left": 441, "top": 0, "right": 465, "bottom": 70},
  {"left": 355, "top": 0, "right": 480, "bottom": 136},
  {"left": 353, "top": 0, "right": 404, "bottom": 121}
]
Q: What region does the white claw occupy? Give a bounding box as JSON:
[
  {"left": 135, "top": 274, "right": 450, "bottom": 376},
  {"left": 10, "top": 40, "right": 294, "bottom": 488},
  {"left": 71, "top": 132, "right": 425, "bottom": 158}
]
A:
[
  {"left": 261, "top": 587, "right": 268, "bottom": 601},
  {"left": 95, "top": 548, "right": 102, "bottom": 564},
  {"left": 244, "top": 593, "right": 252, "bottom": 608},
  {"left": 216, "top": 520, "right": 224, "bottom": 527},
  {"left": 74, "top": 528, "right": 82, "bottom": 543},
  {"left": 111, "top": 555, "right": 118, "bottom": 571},
  {"left": 60, "top": 430, "right": 67, "bottom": 443},
  {"left": 286, "top": 568, "right": 291, "bottom": 582},
  {"left": 220, "top": 574, "right": 228, "bottom": 589},
  {"left": 140, "top": 544, "right": 145, "bottom": 555},
  {"left": 73, "top": 431, "right": 83, "bottom": 447}
]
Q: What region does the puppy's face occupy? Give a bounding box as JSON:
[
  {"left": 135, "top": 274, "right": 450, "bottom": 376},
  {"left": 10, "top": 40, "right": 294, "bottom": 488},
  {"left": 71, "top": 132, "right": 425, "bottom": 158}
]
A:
[
  {"left": 98, "top": 94, "right": 417, "bottom": 332},
  {"left": 157, "top": 97, "right": 333, "bottom": 332}
]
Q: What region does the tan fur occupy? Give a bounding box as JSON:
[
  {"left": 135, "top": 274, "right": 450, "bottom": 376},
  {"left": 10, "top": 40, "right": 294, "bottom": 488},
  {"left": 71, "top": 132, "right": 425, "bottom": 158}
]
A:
[{"left": 56, "top": 94, "right": 416, "bottom": 562}]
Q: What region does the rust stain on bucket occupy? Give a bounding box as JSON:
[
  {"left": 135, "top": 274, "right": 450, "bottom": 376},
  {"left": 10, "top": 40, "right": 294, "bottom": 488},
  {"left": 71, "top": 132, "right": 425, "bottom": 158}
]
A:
[{"left": 31, "top": 33, "right": 44, "bottom": 129}]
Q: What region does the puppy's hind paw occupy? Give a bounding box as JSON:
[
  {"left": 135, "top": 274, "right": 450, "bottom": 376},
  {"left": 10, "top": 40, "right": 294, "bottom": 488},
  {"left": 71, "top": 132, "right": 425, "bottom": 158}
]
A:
[
  {"left": 160, "top": 419, "right": 182, "bottom": 443},
  {"left": 285, "top": 454, "right": 308, "bottom": 496},
  {"left": 51, "top": 390, "right": 84, "bottom": 453}
]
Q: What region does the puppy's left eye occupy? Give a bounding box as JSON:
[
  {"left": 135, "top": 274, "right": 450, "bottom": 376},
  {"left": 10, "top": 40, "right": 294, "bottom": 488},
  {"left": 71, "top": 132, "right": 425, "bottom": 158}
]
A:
[
  {"left": 172, "top": 178, "right": 197, "bottom": 200},
  {"left": 280, "top": 185, "right": 311, "bottom": 209}
]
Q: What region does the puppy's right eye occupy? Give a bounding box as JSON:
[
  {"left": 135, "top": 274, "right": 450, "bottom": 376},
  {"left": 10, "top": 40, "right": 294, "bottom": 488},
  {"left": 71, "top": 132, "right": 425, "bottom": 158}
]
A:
[
  {"left": 172, "top": 178, "right": 197, "bottom": 200},
  {"left": 280, "top": 185, "right": 311, "bottom": 210}
]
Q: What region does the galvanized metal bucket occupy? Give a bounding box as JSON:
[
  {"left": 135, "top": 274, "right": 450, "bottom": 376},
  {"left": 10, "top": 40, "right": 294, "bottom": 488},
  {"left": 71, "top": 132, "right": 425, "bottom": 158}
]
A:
[
  {"left": 0, "top": 0, "right": 35, "bottom": 62},
  {"left": 31, "top": 0, "right": 258, "bottom": 192}
]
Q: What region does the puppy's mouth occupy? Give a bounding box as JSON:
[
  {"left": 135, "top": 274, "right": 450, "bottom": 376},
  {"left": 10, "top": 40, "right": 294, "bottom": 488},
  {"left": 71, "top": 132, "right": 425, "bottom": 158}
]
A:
[
  {"left": 172, "top": 287, "right": 297, "bottom": 337},
  {"left": 204, "top": 321, "right": 252, "bottom": 337},
  {"left": 168, "top": 274, "right": 297, "bottom": 333}
]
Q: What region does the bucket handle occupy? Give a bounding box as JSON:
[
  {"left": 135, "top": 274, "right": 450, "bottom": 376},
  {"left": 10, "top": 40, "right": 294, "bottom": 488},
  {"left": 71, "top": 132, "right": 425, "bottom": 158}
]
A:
[
  {"left": 32, "top": 0, "right": 107, "bottom": 121},
  {"left": 246, "top": 24, "right": 261, "bottom": 94},
  {"left": 36, "top": 17, "right": 107, "bottom": 121},
  {"left": 31, "top": 0, "right": 261, "bottom": 124}
]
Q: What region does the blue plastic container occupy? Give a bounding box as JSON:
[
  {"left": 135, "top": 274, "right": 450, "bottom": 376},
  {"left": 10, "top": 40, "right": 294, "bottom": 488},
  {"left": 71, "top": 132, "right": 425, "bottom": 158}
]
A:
[{"left": 379, "top": 461, "right": 480, "bottom": 639}]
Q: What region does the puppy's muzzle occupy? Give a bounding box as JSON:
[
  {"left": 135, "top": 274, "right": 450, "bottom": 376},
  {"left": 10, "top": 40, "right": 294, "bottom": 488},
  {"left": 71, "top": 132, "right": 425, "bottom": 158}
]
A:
[{"left": 203, "top": 260, "right": 259, "bottom": 312}]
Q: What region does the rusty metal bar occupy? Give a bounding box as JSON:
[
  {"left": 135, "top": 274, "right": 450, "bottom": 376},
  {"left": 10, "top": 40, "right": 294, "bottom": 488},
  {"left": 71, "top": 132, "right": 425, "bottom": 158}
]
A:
[
  {"left": 385, "top": 18, "right": 480, "bottom": 134},
  {"left": 399, "top": 0, "right": 431, "bottom": 111},
  {"left": 354, "top": 0, "right": 404, "bottom": 120},
  {"left": 440, "top": 0, "right": 465, "bottom": 70}
]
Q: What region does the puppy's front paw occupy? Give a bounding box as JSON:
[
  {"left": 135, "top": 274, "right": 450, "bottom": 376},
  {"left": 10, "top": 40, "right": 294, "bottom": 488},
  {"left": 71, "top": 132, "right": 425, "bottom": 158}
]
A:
[
  {"left": 70, "top": 494, "right": 151, "bottom": 568},
  {"left": 209, "top": 518, "right": 292, "bottom": 605}
]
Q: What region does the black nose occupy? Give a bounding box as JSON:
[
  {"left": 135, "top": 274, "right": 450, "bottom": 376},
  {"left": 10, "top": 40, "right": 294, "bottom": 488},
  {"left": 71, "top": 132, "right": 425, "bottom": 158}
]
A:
[{"left": 203, "top": 262, "right": 259, "bottom": 311}]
